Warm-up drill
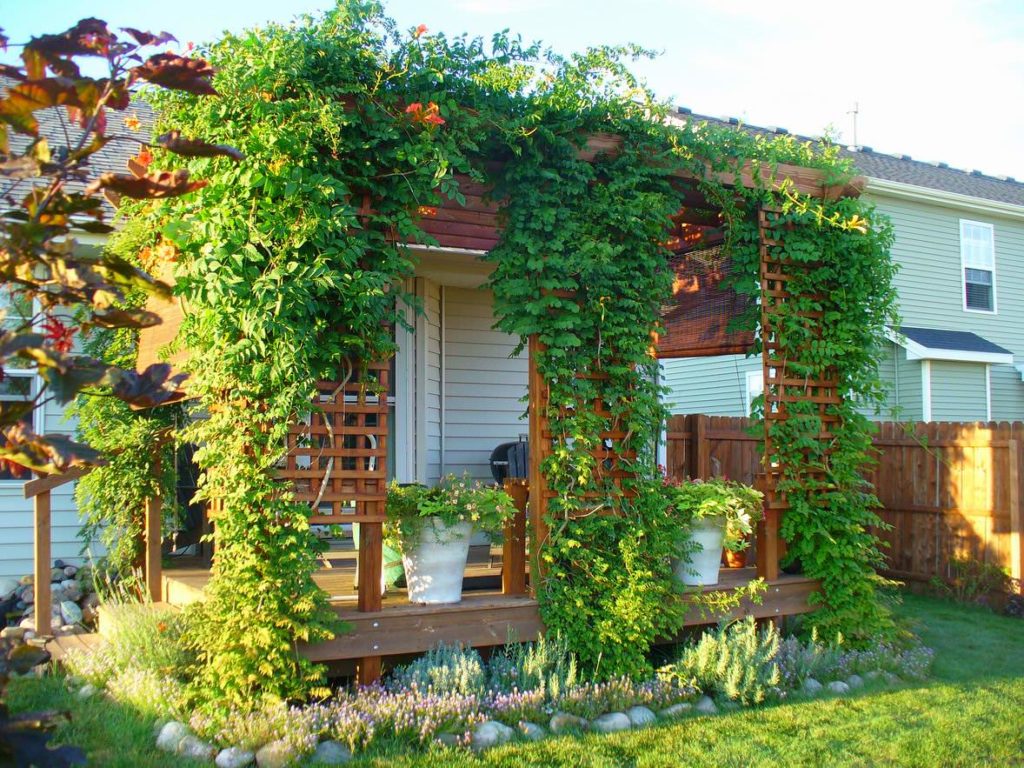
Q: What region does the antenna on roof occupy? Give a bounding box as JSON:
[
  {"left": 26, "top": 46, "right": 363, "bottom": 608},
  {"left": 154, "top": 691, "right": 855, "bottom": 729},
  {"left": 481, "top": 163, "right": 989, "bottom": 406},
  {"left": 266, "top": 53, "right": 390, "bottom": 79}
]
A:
[{"left": 847, "top": 101, "right": 859, "bottom": 147}]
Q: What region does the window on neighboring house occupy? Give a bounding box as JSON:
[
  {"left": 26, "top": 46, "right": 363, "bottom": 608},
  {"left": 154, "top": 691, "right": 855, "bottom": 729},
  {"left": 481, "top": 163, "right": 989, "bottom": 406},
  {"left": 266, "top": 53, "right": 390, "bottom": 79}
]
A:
[
  {"left": 1, "top": 289, "right": 41, "bottom": 481},
  {"left": 745, "top": 370, "right": 764, "bottom": 416},
  {"left": 961, "top": 220, "right": 996, "bottom": 313}
]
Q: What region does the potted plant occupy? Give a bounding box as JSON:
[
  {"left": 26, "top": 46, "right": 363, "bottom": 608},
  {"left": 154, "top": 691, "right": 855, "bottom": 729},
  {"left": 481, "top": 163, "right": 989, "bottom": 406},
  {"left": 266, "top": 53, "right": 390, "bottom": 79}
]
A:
[
  {"left": 385, "top": 474, "right": 516, "bottom": 604},
  {"left": 663, "top": 478, "right": 763, "bottom": 586}
]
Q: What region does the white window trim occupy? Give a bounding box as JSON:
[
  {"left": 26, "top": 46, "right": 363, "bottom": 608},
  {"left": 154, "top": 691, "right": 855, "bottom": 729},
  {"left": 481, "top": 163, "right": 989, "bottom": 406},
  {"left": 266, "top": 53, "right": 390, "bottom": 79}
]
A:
[
  {"left": 985, "top": 364, "right": 992, "bottom": 422},
  {"left": 745, "top": 370, "right": 764, "bottom": 416},
  {"left": 921, "top": 360, "right": 932, "bottom": 422},
  {"left": 393, "top": 281, "right": 415, "bottom": 483},
  {"left": 960, "top": 219, "right": 997, "bottom": 315}
]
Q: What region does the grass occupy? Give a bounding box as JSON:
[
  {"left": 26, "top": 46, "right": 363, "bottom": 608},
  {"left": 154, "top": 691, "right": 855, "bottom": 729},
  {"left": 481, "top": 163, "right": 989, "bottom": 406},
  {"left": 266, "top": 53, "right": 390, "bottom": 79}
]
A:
[{"left": 9, "top": 594, "right": 1023, "bottom": 767}]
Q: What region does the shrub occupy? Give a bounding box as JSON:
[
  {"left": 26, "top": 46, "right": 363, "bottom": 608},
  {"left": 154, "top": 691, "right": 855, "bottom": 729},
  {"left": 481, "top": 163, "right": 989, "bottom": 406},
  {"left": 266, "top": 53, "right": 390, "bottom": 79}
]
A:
[
  {"left": 487, "top": 633, "right": 578, "bottom": 698},
  {"left": 659, "top": 617, "right": 781, "bottom": 705},
  {"left": 774, "top": 628, "right": 845, "bottom": 688},
  {"left": 388, "top": 644, "right": 486, "bottom": 696},
  {"left": 104, "top": 668, "right": 188, "bottom": 720},
  {"left": 189, "top": 698, "right": 318, "bottom": 752}
]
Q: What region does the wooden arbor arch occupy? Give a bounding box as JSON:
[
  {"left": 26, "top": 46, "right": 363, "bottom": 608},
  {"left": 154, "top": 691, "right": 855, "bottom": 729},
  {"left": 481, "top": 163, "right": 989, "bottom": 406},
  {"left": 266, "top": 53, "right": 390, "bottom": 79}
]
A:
[{"left": 129, "top": 142, "right": 863, "bottom": 679}]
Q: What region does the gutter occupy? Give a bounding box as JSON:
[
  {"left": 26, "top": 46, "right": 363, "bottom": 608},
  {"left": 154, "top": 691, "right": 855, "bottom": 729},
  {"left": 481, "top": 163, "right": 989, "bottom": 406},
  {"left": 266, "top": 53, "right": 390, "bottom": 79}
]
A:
[{"left": 865, "top": 177, "right": 1024, "bottom": 222}]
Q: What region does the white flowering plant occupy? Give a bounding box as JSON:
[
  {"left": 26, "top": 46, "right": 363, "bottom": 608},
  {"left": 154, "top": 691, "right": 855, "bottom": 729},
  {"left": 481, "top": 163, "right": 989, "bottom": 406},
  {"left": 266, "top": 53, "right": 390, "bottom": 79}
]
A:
[{"left": 385, "top": 474, "right": 517, "bottom": 551}]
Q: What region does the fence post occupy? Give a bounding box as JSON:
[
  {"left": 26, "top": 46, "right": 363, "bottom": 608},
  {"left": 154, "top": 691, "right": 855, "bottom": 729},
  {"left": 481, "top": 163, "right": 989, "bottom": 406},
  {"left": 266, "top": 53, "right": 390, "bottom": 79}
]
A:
[
  {"left": 693, "top": 414, "right": 710, "bottom": 479},
  {"left": 34, "top": 489, "right": 52, "bottom": 637},
  {"left": 144, "top": 473, "right": 163, "bottom": 603},
  {"left": 502, "top": 478, "right": 529, "bottom": 595}
]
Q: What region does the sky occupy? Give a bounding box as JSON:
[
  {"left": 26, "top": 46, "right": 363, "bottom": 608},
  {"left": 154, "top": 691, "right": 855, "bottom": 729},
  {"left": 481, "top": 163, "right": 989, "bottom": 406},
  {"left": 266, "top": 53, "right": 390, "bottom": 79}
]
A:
[{"left": 4, "top": 0, "right": 1023, "bottom": 181}]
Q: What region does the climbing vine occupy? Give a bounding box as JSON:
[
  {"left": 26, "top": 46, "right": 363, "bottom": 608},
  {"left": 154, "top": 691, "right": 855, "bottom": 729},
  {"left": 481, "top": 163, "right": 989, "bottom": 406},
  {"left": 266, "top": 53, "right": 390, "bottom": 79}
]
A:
[{"left": 101, "top": 0, "right": 899, "bottom": 701}]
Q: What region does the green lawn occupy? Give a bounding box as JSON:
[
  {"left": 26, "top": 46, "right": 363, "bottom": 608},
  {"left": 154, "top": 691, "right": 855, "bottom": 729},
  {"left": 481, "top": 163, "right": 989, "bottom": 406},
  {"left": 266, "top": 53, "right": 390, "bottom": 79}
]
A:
[{"left": 10, "top": 594, "right": 1024, "bottom": 767}]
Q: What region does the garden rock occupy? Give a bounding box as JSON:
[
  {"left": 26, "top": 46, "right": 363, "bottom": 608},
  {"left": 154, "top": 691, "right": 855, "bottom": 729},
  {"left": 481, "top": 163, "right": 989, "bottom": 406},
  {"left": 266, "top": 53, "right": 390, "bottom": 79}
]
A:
[
  {"left": 256, "top": 739, "right": 298, "bottom": 768},
  {"left": 695, "top": 696, "right": 718, "bottom": 715},
  {"left": 518, "top": 722, "right": 545, "bottom": 741},
  {"left": 659, "top": 702, "right": 692, "bottom": 719},
  {"left": 60, "top": 600, "right": 83, "bottom": 625},
  {"left": 435, "top": 733, "right": 460, "bottom": 747},
  {"left": 179, "top": 735, "right": 217, "bottom": 761},
  {"left": 216, "top": 747, "right": 256, "bottom": 768},
  {"left": 60, "top": 579, "right": 82, "bottom": 602},
  {"left": 63, "top": 565, "right": 78, "bottom": 578},
  {"left": 847, "top": 674, "right": 864, "bottom": 689},
  {"left": 51, "top": 568, "right": 65, "bottom": 582},
  {"left": 156, "top": 721, "right": 191, "bottom": 753},
  {"left": 590, "top": 712, "right": 631, "bottom": 733},
  {"left": 0, "top": 577, "right": 19, "bottom": 600},
  {"left": 471, "top": 720, "right": 515, "bottom": 751},
  {"left": 76, "top": 684, "right": 97, "bottom": 700},
  {"left": 803, "top": 678, "right": 823, "bottom": 695},
  {"left": 0, "top": 626, "right": 27, "bottom": 641},
  {"left": 883, "top": 672, "right": 901, "bottom": 686},
  {"left": 310, "top": 740, "right": 352, "bottom": 764},
  {"left": 625, "top": 706, "right": 657, "bottom": 728},
  {"left": 828, "top": 681, "right": 850, "bottom": 695},
  {"left": 549, "top": 713, "right": 588, "bottom": 733}
]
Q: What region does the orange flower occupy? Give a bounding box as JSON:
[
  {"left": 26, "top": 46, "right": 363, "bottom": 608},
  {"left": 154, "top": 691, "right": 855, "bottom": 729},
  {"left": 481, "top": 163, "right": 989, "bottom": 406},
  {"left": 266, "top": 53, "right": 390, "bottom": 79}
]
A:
[
  {"left": 417, "top": 206, "right": 438, "bottom": 217},
  {"left": 123, "top": 113, "right": 141, "bottom": 131},
  {"left": 154, "top": 239, "right": 178, "bottom": 262},
  {"left": 405, "top": 102, "right": 423, "bottom": 114},
  {"left": 414, "top": 24, "right": 428, "bottom": 38}
]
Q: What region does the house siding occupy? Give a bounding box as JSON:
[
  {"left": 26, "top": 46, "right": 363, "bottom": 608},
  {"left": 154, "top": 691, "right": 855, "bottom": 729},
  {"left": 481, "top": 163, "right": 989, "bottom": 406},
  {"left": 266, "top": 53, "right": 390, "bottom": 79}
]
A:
[
  {"left": 660, "top": 354, "right": 759, "bottom": 417},
  {"left": 441, "top": 286, "right": 527, "bottom": 481},
  {"left": 0, "top": 402, "right": 82, "bottom": 579},
  {"left": 416, "top": 278, "right": 443, "bottom": 483},
  {"left": 929, "top": 361, "right": 988, "bottom": 422},
  {"left": 894, "top": 351, "right": 924, "bottom": 422}
]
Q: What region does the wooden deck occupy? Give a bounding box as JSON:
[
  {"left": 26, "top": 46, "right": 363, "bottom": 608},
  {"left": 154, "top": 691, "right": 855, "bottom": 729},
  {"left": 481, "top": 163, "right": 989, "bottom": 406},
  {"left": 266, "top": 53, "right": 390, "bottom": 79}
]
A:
[{"left": 163, "top": 545, "right": 819, "bottom": 665}]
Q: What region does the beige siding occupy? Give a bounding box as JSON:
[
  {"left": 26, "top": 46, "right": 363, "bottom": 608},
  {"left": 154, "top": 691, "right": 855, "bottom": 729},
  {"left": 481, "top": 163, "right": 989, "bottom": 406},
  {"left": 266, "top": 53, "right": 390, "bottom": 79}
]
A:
[
  {"left": 929, "top": 360, "right": 988, "bottom": 422},
  {"left": 441, "top": 287, "right": 527, "bottom": 481},
  {"left": 414, "top": 278, "right": 442, "bottom": 482},
  {"left": 870, "top": 193, "right": 1024, "bottom": 420},
  {"left": 660, "top": 354, "right": 760, "bottom": 417}
]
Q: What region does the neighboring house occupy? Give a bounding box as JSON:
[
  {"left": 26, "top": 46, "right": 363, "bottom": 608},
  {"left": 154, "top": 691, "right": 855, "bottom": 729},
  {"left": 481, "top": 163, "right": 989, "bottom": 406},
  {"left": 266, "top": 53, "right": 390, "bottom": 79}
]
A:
[
  {"left": 0, "top": 90, "right": 156, "bottom": 578},
  {"left": 661, "top": 111, "right": 1024, "bottom": 424}
]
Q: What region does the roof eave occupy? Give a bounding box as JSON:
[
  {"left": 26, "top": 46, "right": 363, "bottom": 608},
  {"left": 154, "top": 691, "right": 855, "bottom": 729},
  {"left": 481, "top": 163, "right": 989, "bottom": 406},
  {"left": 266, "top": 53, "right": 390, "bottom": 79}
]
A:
[
  {"left": 865, "top": 177, "right": 1024, "bottom": 221},
  {"left": 886, "top": 328, "right": 1014, "bottom": 365}
]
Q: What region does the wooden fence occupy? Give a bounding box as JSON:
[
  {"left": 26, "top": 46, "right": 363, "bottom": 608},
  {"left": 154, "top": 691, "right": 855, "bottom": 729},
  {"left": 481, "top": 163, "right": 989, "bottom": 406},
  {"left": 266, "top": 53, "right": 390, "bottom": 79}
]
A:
[{"left": 665, "top": 414, "right": 1024, "bottom": 589}]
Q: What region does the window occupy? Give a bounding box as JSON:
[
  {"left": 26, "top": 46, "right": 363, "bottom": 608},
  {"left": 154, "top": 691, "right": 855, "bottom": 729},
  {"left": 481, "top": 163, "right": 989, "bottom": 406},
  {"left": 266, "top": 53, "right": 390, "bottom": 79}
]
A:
[
  {"left": 745, "top": 370, "right": 764, "bottom": 416},
  {"left": 0, "top": 289, "right": 41, "bottom": 481},
  {"left": 961, "top": 220, "right": 996, "bottom": 313}
]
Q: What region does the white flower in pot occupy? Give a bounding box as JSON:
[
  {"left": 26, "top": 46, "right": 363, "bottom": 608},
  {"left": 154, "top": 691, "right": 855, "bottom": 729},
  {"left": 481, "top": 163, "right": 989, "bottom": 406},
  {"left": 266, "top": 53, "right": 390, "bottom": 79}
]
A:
[
  {"left": 386, "top": 474, "right": 516, "bottom": 604},
  {"left": 664, "top": 478, "right": 763, "bottom": 586}
]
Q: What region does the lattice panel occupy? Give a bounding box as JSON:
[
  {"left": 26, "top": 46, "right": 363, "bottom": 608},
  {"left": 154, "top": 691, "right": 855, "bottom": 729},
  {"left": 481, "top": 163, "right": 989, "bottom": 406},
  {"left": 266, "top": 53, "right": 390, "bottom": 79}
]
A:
[
  {"left": 758, "top": 206, "right": 839, "bottom": 512},
  {"left": 532, "top": 339, "right": 639, "bottom": 514},
  {"left": 282, "top": 362, "right": 390, "bottom": 524}
]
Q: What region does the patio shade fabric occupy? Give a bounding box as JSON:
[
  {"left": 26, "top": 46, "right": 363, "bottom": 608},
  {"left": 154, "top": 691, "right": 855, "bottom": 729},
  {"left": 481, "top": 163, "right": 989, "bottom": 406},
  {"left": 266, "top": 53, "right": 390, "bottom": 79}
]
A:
[{"left": 656, "top": 245, "right": 756, "bottom": 359}]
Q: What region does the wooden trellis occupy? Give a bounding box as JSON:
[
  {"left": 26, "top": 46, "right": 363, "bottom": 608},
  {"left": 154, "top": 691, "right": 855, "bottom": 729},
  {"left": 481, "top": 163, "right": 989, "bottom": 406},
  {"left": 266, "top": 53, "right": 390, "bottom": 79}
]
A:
[
  {"left": 527, "top": 334, "right": 640, "bottom": 589},
  {"left": 280, "top": 361, "right": 390, "bottom": 682},
  {"left": 757, "top": 205, "right": 840, "bottom": 580}
]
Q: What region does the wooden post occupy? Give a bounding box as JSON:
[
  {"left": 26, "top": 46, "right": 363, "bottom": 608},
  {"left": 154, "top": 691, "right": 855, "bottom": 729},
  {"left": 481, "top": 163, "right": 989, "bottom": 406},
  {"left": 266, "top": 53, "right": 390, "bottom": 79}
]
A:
[
  {"left": 144, "top": 460, "right": 163, "bottom": 603},
  {"left": 1009, "top": 439, "right": 1022, "bottom": 591},
  {"left": 34, "top": 489, "right": 52, "bottom": 637},
  {"left": 502, "top": 478, "right": 528, "bottom": 595},
  {"left": 356, "top": 520, "right": 383, "bottom": 684},
  {"left": 694, "top": 414, "right": 710, "bottom": 479},
  {"left": 527, "top": 335, "right": 549, "bottom": 595}
]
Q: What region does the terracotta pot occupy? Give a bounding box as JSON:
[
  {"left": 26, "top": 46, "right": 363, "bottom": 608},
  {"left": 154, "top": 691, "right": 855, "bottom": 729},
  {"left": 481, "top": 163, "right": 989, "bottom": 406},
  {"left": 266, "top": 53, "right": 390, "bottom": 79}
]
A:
[{"left": 723, "top": 548, "right": 748, "bottom": 568}]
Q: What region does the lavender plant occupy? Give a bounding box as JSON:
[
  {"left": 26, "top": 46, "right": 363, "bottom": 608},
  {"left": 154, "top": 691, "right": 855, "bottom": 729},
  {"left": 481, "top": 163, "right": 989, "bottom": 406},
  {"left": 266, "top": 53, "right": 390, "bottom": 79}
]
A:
[{"left": 387, "top": 643, "right": 487, "bottom": 696}]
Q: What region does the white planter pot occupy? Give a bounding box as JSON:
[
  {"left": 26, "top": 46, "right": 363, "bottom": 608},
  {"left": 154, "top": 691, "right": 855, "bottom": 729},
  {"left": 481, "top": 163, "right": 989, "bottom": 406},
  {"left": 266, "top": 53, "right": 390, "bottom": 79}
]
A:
[
  {"left": 401, "top": 518, "right": 473, "bottom": 604},
  {"left": 672, "top": 516, "right": 725, "bottom": 587}
]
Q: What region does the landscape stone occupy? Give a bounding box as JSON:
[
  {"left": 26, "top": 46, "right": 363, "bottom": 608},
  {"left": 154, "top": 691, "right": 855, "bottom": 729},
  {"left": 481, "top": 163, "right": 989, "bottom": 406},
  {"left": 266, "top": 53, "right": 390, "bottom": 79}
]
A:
[
  {"left": 0, "top": 577, "right": 19, "bottom": 600},
  {"left": 518, "top": 722, "right": 545, "bottom": 741},
  {"left": 0, "top": 626, "right": 27, "bottom": 641},
  {"left": 434, "top": 733, "right": 460, "bottom": 748},
  {"left": 311, "top": 740, "right": 352, "bottom": 764},
  {"left": 216, "top": 747, "right": 256, "bottom": 768},
  {"left": 847, "top": 674, "right": 864, "bottom": 689},
  {"left": 59, "top": 579, "right": 82, "bottom": 602},
  {"left": 803, "top": 678, "right": 823, "bottom": 695},
  {"left": 19, "top": 617, "right": 34, "bottom": 631},
  {"left": 60, "top": 600, "right": 83, "bottom": 625},
  {"left": 20, "top": 587, "right": 33, "bottom": 604},
  {"left": 178, "top": 735, "right": 217, "bottom": 761},
  {"left": 828, "top": 681, "right": 850, "bottom": 694},
  {"left": 864, "top": 670, "right": 883, "bottom": 682},
  {"left": 77, "top": 684, "right": 97, "bottom": 700},
  {"left": 156, "top": 721, "right": 191, "bottom": 753},
  {"left": 20, "top": 575, "right": 33, "bottom": 585},
  {"left": 549, "top": 712, "right": 588, "bottom": 733},
  {"left": 625, "top": 706, "right": 657, "bottom": 728},
  {"left": 63, "top": 565, "right": 78, "bottom": 578},
  {"left": 695, "top": 696, "right": 718, "bottom": 715},
  {"left": 51, "top": 568, "right": 65, "bottom": 582},
  {"left": 659, "top": 702, "right": 693, "bottom": 718},
  {"left": 54, "top": 559, "right": 65, "bottom": 568},
  {"left": 590, "top": 712, "right": 631, "bottom": 733},
  {"left": 471, "top": 720, "right": 515, "bottom": 751},
  {"left": 883, "top": 672, "right": 901, "bottom": 686},
  {"left": 255, "top": 739, "right": 298, "bottom": 768}
]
